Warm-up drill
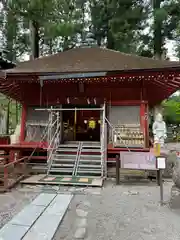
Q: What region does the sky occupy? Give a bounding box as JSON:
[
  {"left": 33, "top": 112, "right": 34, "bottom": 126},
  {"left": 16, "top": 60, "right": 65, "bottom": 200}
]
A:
[{"left": 166, "top": 40, "right": 178, "bottom": 61}]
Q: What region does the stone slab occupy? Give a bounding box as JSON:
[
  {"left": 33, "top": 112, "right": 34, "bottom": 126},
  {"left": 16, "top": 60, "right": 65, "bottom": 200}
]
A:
[
  {"left": 44, "top": 194, "right": 73, "bottom": 216},
  {"left": 9, "top": 204, "right": 46, "bottom": 227},
  {"left": 23, "top": 194, "right": 73, "bottom": 240},
  {"left": 0, "top": 223, "right": 29, "bottom": 240},
  {"left": 22, "top": 214, "right": 62, "bottom": 240},
  {"left": 31, "top": 193, "right": 56, "bottom": 207}
]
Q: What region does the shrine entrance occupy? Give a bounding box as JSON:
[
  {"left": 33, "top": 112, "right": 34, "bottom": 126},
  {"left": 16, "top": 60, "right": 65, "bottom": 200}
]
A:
[{"left": 62, "top": 104, "right": 101, "bottom": 142}]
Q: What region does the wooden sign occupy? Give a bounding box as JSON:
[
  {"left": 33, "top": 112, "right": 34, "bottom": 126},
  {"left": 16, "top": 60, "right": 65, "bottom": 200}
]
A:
[{"left": 120, "top": 151, "right": 157, "bottom": 170}]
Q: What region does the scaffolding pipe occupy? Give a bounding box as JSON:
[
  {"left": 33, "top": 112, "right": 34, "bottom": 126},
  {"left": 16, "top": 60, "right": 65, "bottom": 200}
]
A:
[{"left": 35, "top": 107, "right": 104, "bottom": 111}]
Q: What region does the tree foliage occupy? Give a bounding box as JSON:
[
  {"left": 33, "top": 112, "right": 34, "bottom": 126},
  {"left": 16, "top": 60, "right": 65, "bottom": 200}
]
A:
[
  {"left": 1, "top": 0, "right": 180, "bottom": 61},
  {"left": 163, "top": 96, "right": 180, "bottom": 124}
]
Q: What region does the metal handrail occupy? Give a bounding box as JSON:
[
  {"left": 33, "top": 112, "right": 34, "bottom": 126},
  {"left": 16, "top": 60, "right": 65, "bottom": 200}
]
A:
[
  {"left": 100, "top": 104, "right": 105, "bottom": 177},
  {"left": 46, "top": 118, "right": 58, "bottom": 150},
  {"left": 47, "top": 123, "right": 61, "bottom": 175},
  {"left": 72, "top": 142, "right": 81, "bottom": 176},
  {"left": 73, "top": 142, "right": 82, "bottom": 176},
  {"left": 47, "top": 122, "right": 61, "bottom": 163}
]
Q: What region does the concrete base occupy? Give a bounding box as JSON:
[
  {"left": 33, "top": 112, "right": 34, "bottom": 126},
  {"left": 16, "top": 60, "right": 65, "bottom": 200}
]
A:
[{"left": 170, "top": 185, "right": 180, "bottom": 209}]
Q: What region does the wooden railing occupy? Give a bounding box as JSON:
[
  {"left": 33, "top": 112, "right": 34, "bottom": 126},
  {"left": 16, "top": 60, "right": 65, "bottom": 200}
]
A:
[{"left": 0, "top": 156, "right": 29, "bottom": 192}]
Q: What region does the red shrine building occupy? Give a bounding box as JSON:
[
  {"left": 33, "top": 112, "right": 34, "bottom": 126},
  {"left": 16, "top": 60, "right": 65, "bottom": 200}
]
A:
[{"left": 0, "top": 47, "right": 180, "bottom": 178}]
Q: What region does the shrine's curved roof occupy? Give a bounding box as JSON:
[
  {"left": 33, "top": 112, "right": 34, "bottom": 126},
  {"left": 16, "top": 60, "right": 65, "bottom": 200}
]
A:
[
  {"left": 1, "top": 47, "right": 180, "bottom": 106},
  {"left": 4, "top": 47, "right": 180, "bottom": 74}
]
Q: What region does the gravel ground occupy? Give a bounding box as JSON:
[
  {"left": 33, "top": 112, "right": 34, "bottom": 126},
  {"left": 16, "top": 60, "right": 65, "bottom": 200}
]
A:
[
  {"left": 0, "top": 188, "right": 38, "bottom": 228},
  {"left": 0, "top": 180, "right": 180, "bottom": 240},
  {"left": 54, "top": 180, "right": 180, "bottom": 240}
]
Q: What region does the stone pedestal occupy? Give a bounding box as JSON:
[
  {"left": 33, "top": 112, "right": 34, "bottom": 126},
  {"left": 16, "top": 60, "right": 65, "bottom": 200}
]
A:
[
  {"left": 172, "top": 167, "right": 180, "bottom": 189},
  {"left": 172, "top": 154, "right": 180, "bottom": 188},
  {"left": 170, "top": 185, "right": 180, "bottom": 209}
]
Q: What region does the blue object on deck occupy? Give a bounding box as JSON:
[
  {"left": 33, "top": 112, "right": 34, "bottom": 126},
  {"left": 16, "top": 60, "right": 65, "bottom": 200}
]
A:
[{"left": 0, "top": 193, "right": 73, "bottom": 240}]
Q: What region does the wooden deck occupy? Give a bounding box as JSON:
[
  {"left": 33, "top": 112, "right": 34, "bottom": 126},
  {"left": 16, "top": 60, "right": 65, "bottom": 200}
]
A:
[{"left": 21, "top": 174, "right": 103, "bottom": 187}]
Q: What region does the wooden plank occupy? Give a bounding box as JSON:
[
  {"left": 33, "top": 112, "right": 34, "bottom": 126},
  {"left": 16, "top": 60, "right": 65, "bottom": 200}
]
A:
[
  {"left": 44, "top": 194, "right": 73, "bottom": 216},
  {"left": 21, "top": 174, "right": 103, "bottom": 187}
]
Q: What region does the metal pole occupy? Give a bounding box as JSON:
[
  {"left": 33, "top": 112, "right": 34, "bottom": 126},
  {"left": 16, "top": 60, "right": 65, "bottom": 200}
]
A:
[
  {"left": 157, "top": 170, "right": 160, "bottom": 186},
  {"left": 6, "top": 99, "right": 10, "bottom": 135},
  {"left": 35, "top": 107, "right": 104, "bottom": 111},
  {"left": 48, "top": 106, "right": 53, "bottom": 145},
  {"left": 74, "top": 108, "right": 77, "bottom": 140},
  {"left": 159, "top": 169, "right": 164, "bottom": 205},
  {"left": 116, "top": 154, "right": 120, "bottom": 185},
  {"left": 15, "top": 101, "right": 18, "bottom": 125},
  {"left": 56, "top": 111, "right": 60, "bottom": 145}
]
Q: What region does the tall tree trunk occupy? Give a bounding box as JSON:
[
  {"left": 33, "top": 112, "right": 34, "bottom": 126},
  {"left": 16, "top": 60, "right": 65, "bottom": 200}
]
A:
[
  {"left": 29, "top": 20, "right": 39, "bottom": 59},
  {"left": 153, "top": 0, "right": 163, "bottom": 59},
  {"left": 97, "top": 36, "right": 101, "bottom": 47},
  {"left": 5, "top": 6, "right": 17, "bottom": 61},
  {"left": 107, "top": 30, "right": 115, "bottom": 49}
]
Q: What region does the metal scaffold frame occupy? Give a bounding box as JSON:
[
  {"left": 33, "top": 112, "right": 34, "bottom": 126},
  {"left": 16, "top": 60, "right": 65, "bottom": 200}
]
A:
[{"left": 36, "top": 104, "right": 107, "bottom": 178}]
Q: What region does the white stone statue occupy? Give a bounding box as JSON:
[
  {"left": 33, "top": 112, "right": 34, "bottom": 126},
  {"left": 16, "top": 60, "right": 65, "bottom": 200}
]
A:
[{"left": 152, "top": 113, "right": 167, "bottom": 147}]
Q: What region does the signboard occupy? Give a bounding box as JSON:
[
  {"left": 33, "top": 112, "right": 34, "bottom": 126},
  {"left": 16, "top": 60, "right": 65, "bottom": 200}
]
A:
[
  {"left": 120, "top": 152, "right": 157, "bottom": 170},
  {"left": 157, "top": 157, "right": 166, "bottom": 169}
]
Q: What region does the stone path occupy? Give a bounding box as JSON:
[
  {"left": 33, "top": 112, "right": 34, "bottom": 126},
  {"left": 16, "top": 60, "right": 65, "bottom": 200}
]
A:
[
  {"left": 0, "top": 193, "right": 73, "bottom": 240},
  {"left": 1, "top": 179, "right": 180, "bottom": 240}
]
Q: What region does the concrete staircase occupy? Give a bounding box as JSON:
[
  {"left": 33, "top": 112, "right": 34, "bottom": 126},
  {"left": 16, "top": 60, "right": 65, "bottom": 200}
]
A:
[{"left": 48, "top": 141, "right": 102, "bottom": 178}]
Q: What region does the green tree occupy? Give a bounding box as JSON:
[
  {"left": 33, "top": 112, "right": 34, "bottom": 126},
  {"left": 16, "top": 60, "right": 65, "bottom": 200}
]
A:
[
  {"left": 163, "top": 97, "right": 180, "bottom": 124},
  {"left": 90, "top": 0, "right": 148, "bottom": 52}
]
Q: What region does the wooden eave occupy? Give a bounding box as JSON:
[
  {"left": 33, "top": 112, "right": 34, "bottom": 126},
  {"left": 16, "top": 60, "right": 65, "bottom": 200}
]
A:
[{"left": 1, "top": 65, "right": 180, "bottom": 106}]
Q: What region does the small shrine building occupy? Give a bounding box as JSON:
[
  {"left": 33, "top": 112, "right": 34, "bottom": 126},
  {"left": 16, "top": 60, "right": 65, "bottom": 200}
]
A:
[{"left": 0, "top": 47, "right": 180, "bottom": 165}]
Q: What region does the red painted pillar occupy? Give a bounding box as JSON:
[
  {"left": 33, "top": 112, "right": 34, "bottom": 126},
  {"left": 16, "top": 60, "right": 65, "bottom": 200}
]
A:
[
  {"left": 140, "top": 101, "right": 145, "bottom": 132},
  {"left": 140, "top": 102, "right": 149, "bottom": 148},
  {"left": 20, "top": 104, "right": 27, "bottom": 143}
]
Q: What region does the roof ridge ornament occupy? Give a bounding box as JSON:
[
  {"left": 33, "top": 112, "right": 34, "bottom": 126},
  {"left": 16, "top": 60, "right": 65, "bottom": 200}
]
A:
[{"left": 80, "top": 28, "right": 97, "bottom": 48}]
